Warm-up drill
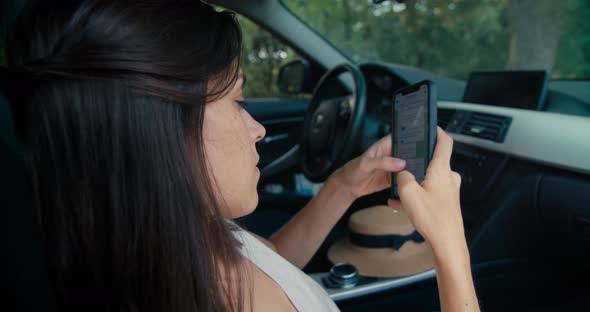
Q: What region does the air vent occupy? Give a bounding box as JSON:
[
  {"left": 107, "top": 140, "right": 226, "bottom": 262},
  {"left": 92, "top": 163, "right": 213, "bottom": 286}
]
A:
[
  {"left": 438, "top": 108, "right": 456, "bottom": 129},
  {"left": 459, "top": 112, "right": 511, "bottom": 142}
]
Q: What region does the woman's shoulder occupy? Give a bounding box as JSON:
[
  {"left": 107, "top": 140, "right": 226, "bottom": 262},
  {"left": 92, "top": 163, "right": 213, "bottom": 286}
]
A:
[
  {"left": 222, "top": 221, "right": 297, "bottom": 311},
  {"left": 229, "top": 221, "right": 340, "bottom": 311},
  {"left": 226, "top": 220, "right": 278, "bottom": 252},
  {"left": 246, "top": 230, "right": 278, "bottom": 252},
  {"left": 243, "top": 258, "right": 298, "bottom": 312}
]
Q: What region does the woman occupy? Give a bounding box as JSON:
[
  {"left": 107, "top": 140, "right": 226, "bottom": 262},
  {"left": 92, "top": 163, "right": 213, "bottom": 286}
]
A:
[{"left": 2, "top": 0, "right": 478, "bottom": 311}]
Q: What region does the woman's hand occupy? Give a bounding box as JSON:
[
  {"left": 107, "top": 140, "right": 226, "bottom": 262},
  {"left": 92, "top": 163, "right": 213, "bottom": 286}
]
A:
[
  {"left": 387, "top": 127, "right": 464, "bottom": 250},
  {"left": 387, "top": 127, "right": 479, "bottom": 311},
  {"left": 335, "top": 128, "right": 478, "bottom": 311},
  {"left": 270, "top": 134, "right": 405, "bottom": 268},
  {"left": 331, "top": 134, "right": 406, "bottom": 200}
]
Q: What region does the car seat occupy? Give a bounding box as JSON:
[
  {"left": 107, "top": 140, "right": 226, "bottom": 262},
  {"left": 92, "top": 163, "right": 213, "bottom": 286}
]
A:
[{"left": 0, "top": 92, "right": 55, "bottom": 311}]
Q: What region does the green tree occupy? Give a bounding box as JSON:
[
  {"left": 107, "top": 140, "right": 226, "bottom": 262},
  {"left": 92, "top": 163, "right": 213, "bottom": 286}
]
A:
[
  {"left": 282, "top": 0, "right": 588, "bottom": 80},
  {"left": 237, "top": 15, "right": 300, "bottom": 97},
  {"left": 553, "top": 0, "right": 590, "bottom": 79}
]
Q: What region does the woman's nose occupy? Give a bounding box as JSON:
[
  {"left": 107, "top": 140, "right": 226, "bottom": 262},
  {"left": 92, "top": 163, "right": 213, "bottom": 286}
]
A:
[{"left": 249, "top": 115, "right": 266, "bottom": 143}]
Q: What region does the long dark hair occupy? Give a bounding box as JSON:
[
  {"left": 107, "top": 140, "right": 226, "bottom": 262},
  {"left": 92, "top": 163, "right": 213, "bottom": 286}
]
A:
[{"left": 2, "top": 0, "right": 247, "bottom": 310}]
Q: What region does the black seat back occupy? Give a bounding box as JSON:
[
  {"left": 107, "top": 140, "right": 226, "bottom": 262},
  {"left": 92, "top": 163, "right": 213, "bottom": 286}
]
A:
[
  {"left": 2, "top": 1, "right": 55, "bottom": 309},
  {"left": 0, "top": 94, "right": 55, "bottom": 311}
]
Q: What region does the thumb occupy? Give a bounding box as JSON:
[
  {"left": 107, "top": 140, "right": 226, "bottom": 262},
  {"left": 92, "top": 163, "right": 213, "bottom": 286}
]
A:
[
  {"left": 396, "top": 170, "right": 422, "bottom": 199},
  {"left": 364, "top": 156, "right": 406, "bottom": 173}
]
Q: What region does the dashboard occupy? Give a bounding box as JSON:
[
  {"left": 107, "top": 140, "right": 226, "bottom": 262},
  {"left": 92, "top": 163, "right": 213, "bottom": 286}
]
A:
[
  {"left": 360, "top": 62, "right": 590, "bottom": 208},
  {"left": 245, "top": 62, "right": 590, "bottom": 304},
  {"left": 306, "top": 63, "right": 590, "bottom": 302},
  {"left": 362, "top": 63, "right": 590, "bottom": 118}
]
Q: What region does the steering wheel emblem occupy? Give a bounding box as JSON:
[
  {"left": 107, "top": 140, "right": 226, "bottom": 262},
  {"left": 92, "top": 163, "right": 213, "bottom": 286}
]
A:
[
  {"left": 315, "top": 113, "right": 325, "bottom": 125},
  {"left": 312, "top": 113, "right": 325, "bottom": 135}
]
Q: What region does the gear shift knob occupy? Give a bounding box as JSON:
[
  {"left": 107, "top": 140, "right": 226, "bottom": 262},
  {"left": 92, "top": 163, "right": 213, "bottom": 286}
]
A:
[{"left": 323, "top": 263, "right": 359, "bottom": 289}]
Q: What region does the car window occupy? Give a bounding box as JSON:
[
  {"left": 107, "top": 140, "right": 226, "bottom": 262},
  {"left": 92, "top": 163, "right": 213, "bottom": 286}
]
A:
[
  {"left": 282, "top": 0, "right": 590, "bottom": 81},
  {"left": 237, "top": 15, "right": 307, "bottom": 98}
]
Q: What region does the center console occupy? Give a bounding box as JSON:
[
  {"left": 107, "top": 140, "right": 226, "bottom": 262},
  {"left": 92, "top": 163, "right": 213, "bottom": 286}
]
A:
[{"left": 309, "top": 265, "right": 435, "bottom": 301}]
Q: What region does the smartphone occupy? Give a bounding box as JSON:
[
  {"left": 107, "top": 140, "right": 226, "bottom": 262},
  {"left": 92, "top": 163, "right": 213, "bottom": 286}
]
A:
[{"left": 391, "top": 80, "right": 437, "bottom": 198}]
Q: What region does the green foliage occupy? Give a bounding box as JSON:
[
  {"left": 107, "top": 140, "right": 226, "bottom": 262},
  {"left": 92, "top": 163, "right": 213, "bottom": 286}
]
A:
[
  {"left": 237, "top": 15, "right": 301, "bottom": 97},
  {"left": 553, "top": 0, "right": 590, "bottom": 79},
  {"left": 282, "top": 0, "right": 589, "bottom": 80}
]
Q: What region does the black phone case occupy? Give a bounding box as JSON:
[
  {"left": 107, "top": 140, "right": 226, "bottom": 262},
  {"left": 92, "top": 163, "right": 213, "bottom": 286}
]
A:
[{"left": 391, "top": 80, "right": 437, "bottom": 199}]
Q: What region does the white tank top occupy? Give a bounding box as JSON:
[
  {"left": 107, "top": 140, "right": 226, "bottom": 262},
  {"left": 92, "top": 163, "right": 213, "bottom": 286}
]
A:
[{"left": 232, "top": 226, "right": 340, "bottom": 312}]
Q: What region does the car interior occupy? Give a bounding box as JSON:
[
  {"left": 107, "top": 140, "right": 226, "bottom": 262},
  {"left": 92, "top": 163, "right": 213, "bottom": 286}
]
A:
[{"left": 2, "top": 0, "right": 589, "bottom": 311}]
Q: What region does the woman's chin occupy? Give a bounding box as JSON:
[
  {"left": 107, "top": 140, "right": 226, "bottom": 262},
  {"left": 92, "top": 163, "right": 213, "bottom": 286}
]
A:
[
  {"left": 223, "top": 194, "right": 258, "bottom": 219},
  {"left": 241, "top": 194, "right": 259, "bottom": 217}
]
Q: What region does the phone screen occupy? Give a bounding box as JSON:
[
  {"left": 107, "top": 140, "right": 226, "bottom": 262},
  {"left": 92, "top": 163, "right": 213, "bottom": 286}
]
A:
[{"left": 393, "top": 84, "right": 429, "bottom": 183}]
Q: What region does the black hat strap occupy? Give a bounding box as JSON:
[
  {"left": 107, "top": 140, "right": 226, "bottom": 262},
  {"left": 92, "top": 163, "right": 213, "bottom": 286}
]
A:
[{"left": 349, "top": 230, "right": 425, "bottom": 250}]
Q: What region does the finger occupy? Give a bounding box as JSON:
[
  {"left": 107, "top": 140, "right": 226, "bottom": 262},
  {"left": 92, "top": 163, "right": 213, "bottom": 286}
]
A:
[
  {"left": 376, "top": 134, "right": 392, "bottom": 156},
  {"left": 396, "top": 170, "right": 422, "bottom": 200},
  {"left": 361, "top": 155, "right": 405, "bottom": 173},
  {"left": 429, "top": 127, "right": 454, "bottom": 170},
  {"left": 452, "top": 171, "right": 461, "bottom": 187},
  {"left": 380, "top": 157, "right": 406, "bottom": 172},
  {"left": 387, "top": 198, "right": 403, "bottom": 210},
  {"left": 365, "top": 134, "right": 393, "bottom": 158}
]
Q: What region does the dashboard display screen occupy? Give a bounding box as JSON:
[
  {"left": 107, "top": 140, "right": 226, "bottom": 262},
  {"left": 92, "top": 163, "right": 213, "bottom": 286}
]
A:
[{"left": 463, "top": 71, "right": 549, "bottom": 110}]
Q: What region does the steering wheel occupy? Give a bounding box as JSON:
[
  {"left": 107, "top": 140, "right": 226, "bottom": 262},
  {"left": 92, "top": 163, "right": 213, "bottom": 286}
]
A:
[
  {"left": 300, "top": 63, "right": 367, "bottom": 182},
  {"left": 260, "top": 63, "right": 367, "bottom": 182}
]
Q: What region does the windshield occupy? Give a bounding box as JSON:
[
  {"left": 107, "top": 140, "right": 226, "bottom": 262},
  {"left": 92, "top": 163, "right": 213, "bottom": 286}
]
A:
[{"left": 283, "top": 0, "right": 590, "bottom": 80}]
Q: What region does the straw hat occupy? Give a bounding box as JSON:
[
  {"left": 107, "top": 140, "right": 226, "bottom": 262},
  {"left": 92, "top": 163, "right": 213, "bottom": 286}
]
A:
[{"left": 327, "top": 205, "right": 434, "bottom": 278}]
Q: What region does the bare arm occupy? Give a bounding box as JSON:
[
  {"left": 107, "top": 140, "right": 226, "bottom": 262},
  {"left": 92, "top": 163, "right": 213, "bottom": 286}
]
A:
[
  {"left": 256, "top": 128, "right": 480, "bottom": 311},
  {"left": 432, "top": 238, "right": 479, "bottom": 311},
  {"left": 268, "top": 176, "right": 356, "bottom": 268},
  {"left": 388, "top": 127, "right": 479, "bottom": 311},
  {"left": 266, "top": 134, "right": 406, "bottom": 268}
]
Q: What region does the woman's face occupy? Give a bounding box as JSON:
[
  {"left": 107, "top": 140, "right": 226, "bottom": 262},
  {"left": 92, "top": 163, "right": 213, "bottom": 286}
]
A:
[{"left": 203, "top": 72, "right": 266, "bottom": 219}]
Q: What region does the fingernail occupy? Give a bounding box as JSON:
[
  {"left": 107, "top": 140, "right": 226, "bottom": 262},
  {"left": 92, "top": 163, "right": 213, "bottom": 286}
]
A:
[{"left": 393, "top": 159, "right": 406, "bottom": 168}]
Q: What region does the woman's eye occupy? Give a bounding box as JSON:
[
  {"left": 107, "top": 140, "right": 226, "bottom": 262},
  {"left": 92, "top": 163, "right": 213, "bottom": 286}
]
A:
[{"left": 236, "top": 100, "right": 245, "bottom": 107}]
